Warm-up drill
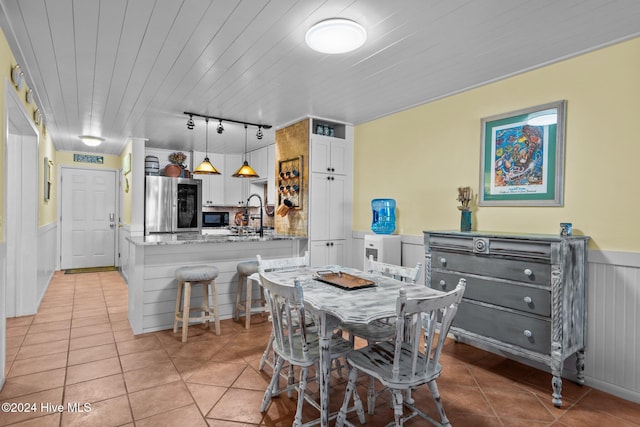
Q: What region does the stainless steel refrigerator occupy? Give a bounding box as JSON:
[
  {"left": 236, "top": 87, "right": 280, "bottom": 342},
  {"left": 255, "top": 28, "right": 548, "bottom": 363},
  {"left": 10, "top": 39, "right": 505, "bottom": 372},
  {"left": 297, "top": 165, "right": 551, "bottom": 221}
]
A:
[{"left": 145, "top": 175, "right": 202, "bottom": 234}]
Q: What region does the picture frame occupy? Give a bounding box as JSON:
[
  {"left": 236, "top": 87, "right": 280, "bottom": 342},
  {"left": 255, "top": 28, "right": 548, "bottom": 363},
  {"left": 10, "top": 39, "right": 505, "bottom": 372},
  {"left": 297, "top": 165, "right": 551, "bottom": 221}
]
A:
[
  {"left": 44, "top": 157, "right": 52, "bottom": 202},
  {"left": 479, "top": 100, "right": 566, "bottom": 206},
  {"left": 122, "top": 152, "right": 131, "bottom": 175}
]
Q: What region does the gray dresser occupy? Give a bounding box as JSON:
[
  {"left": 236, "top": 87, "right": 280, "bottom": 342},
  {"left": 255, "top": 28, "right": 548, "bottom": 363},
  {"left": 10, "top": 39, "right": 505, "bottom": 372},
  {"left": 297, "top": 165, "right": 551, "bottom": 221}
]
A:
[{"left": 424, "top": 230, "right": 589, "bottom": 407}]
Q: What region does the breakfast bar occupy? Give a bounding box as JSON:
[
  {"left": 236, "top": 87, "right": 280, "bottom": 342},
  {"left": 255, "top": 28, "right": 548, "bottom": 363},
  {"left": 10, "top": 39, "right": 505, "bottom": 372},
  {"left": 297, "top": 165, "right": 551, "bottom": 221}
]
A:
[{"left": 124, "top": 233, "right": 305, "bottom": 335}]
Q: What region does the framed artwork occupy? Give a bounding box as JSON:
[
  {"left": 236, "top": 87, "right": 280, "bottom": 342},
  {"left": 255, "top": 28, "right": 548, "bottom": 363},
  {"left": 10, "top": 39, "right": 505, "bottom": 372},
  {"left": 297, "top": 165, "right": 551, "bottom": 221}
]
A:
[
  {"left": 123, "top": 152, "right": 131, "bottom": 175},
  {"left": 44, "top": 157, "right": 52, "bottom": 201},
  {"left": 479, "top": 100, "right": 566, "bottom": 206}
]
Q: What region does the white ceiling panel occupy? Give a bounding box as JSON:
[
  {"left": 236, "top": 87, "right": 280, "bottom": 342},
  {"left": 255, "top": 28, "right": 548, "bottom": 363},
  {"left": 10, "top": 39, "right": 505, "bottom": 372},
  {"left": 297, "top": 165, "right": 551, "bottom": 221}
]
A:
[{"left": 0, "top": 0, "right": 638, "bottom": 156}]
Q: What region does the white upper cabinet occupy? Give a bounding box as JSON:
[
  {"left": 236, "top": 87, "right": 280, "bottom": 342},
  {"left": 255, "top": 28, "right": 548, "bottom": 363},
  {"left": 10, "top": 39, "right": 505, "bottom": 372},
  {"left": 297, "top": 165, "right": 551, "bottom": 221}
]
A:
[
  {"left": 192, "top": 152, "right": 224, "bottom": 206},
  {"left": 225, "top": 154, "right": 247, "bottom": 206}
]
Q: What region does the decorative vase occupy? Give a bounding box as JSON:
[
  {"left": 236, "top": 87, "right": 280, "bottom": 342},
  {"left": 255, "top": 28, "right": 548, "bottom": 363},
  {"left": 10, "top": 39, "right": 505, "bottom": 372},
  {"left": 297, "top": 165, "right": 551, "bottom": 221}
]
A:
[
  {"left": 460, "top": 210, "right": 472, "bottom": 232},
  {"left": 164, "top": 163, "right": 182, "bottom": 177}
]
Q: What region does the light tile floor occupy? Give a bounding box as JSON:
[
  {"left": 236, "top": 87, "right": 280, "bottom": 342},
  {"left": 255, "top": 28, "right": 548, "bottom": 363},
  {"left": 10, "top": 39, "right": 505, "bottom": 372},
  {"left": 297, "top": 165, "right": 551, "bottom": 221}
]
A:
[{"left": 1, "top": 270, "right": 639, "bottom": 426}]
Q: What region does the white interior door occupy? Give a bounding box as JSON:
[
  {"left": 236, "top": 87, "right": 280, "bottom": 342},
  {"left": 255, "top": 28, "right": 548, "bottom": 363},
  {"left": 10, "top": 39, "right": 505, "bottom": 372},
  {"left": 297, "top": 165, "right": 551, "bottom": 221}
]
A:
[{"left": 61, "top": 168, "right": 117, "bottom": 269}]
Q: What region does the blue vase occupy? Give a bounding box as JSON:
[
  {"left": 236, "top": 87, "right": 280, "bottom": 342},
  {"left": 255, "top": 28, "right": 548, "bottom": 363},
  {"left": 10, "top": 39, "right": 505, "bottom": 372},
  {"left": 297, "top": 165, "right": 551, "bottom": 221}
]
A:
[{"left": 460, "top": 210, "right": 472, "bottom": 232}]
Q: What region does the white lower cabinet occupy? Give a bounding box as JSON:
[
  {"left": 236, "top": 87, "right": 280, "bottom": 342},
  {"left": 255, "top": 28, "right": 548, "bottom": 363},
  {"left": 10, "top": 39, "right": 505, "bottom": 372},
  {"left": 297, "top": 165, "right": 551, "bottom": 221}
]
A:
[{"left": 309, "top": 240, "right": 345, "bottom": 267}]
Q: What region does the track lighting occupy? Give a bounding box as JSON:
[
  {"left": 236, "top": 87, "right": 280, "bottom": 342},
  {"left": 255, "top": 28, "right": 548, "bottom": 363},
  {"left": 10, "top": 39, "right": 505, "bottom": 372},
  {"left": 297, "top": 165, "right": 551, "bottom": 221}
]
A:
[
  {"left": 217, "top": 120, "right": 224, "bottom": 134},
  {"left": 256, "top": 126, "right": 263, "bottom": 140},
  {"left": 186, "top": 115, "right": 195, "bottom": 130}
]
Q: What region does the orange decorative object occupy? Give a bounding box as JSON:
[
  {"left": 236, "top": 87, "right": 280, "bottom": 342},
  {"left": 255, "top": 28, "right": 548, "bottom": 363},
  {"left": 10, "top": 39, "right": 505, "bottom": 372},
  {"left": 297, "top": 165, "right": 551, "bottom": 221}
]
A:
[{"left": 164, "top": 163, "right": 182, "bottom": 177}]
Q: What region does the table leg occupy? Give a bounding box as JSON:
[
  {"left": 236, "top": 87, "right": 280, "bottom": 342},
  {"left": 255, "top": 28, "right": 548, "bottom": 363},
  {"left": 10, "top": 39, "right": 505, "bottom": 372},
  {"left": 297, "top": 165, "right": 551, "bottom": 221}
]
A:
[
  {"left": 317, "top": 312, "right": 331, "bottom": 427},
  {"left": 317, "top": 313, "right": 339, "bottom": 427}
]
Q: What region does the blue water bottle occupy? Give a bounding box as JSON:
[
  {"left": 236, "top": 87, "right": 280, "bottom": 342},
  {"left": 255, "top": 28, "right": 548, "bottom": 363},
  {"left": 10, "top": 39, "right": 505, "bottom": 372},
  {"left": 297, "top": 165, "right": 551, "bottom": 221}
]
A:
[{"left": 371, "top": 198, "right": 396, "bottom": 234}]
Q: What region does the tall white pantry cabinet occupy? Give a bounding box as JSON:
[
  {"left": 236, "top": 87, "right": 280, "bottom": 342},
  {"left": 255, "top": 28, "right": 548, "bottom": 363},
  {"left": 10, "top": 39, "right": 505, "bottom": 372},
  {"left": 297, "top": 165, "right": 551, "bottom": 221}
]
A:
[{"left": 308, "top": 119, "right": 353, "bottom": 267}]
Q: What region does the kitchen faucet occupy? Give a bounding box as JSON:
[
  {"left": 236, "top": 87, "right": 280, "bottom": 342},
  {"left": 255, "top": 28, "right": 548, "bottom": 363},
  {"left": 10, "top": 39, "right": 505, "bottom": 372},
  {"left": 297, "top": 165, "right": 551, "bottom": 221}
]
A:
[{"left": 246, "top": 193, "right": 264, "bottom": 237}]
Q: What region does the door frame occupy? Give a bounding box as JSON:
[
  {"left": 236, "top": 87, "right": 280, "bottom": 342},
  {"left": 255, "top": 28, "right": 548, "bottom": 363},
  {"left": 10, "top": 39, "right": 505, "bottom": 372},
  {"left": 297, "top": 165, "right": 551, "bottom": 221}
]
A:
[
  {"left": 3, "top": 79, "right": 39, "bottom": 385},
  {"left": 57, "top": 165, "right": 119, "bottom": 270}
]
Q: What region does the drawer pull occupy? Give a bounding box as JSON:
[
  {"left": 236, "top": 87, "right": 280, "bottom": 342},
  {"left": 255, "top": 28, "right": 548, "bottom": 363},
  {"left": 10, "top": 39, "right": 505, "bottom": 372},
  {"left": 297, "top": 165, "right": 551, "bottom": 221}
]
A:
[
  {"left": 439, "top": 279, "right": 447, "bottom": 289},
  {"left": 523, "top": 296, "right": 533, "bottom": 304},
  {"left": 523, "top": 329, "right": 533, "bottom": 338},
  {"left": 523, "top": 268, "right": 533, "bottom": 277},
  {"left": 439, "top": 257, "right": 447, "bottom": 266}
]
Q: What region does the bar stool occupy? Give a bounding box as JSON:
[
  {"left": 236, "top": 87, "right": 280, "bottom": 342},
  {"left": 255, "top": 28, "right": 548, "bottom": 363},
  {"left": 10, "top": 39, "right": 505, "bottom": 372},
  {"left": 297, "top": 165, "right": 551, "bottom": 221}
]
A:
[
  {"left": 234, "top": 260, "right": 264, "bottom": 329},
  {"left": 173, "top": 265, "right": 220, "bottom": 342}
]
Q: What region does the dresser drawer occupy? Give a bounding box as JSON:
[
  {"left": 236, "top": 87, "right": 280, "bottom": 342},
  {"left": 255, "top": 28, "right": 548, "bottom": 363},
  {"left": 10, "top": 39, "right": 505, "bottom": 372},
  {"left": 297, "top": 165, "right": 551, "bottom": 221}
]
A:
[
  {"left": 431, "top": 250, "right": 550, "bottom": 285},
  {"left": 431, "top": 271, "right": 551, "bottom": 317},
  {"left": 453, "top": 300, "right": 551, "bottom": 354}
]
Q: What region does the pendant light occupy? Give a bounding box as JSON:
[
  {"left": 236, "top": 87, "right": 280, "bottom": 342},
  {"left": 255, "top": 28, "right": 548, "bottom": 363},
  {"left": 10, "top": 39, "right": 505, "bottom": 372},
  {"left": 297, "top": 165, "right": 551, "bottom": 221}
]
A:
[
  {"left": 232, "top": 124, "right": 259, "bottom": 178},
  {"left": 193, "top": 118, "right": 220, "bottom": 175}
]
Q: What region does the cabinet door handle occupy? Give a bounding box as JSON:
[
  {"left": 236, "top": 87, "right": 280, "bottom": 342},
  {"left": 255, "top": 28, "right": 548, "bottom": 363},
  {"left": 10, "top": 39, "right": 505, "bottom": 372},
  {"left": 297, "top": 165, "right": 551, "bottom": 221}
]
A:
[
  {"left": 523, "top": 296, "right": 533, "bottom": 304},
  {"left": 523, "top": 268, "right": 533, "bottom": 277},
  {"left": 439, "top": 279, "right": 447, "bottom": 289},
  {"left": 326, "top": 167, "right": 331, "bottom": 172},
  {"left": 439, "top": 257, "right": 447, "bottom": 266},
  {"left": 523, "top": 329, "right": 533, "bottom": 338}
]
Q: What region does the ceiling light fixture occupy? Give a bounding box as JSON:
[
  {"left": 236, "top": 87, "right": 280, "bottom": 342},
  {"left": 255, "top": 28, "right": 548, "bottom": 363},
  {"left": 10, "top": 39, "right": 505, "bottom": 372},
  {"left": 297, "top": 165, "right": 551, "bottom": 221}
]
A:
[
  {"left": 232, "top": 124, "right": 259, "bottom": 178},
  {"left": 186, "top": 115, "right": 195, "bottom": 130},
  {"left": 217, "top": 120, "right": 224, "bottom": 134},
  {"left": 305, "top": 18, "right": 367, "bottom": 54},
  {"left": 256, "top": 126, "right": 263, "bottom": 140},
  {"left": 79, "top": 135, "right": 105, "bottom": 147},
  {"left": 193, "top": 118, "right": 220, "bottom": 175}
]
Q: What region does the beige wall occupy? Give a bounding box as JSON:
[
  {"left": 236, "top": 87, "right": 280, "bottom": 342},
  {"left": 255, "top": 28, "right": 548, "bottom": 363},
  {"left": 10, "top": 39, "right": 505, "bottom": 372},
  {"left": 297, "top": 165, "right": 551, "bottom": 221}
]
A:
[{"left": 353, "top": 37, "right": 640, "bottom": 252}]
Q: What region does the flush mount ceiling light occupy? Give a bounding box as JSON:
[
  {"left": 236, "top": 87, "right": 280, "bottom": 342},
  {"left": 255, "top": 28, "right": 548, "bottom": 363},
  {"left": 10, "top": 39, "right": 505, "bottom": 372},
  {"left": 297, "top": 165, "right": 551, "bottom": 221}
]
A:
[
  {"left": 79, "top": 135, "right": 105, "bottom": 147},
  {"left": 305, "top": 18, "right": 367, "bottom": 54},
  {"left": 193, "top": 118, "right": 220, "bottom": 175}
]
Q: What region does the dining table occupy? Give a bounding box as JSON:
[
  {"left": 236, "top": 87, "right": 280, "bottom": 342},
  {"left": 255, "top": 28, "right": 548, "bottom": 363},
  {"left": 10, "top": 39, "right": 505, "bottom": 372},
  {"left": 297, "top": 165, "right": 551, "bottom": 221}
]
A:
[{"left": 262, "top": 265, "right": 446, "bottom": 427}]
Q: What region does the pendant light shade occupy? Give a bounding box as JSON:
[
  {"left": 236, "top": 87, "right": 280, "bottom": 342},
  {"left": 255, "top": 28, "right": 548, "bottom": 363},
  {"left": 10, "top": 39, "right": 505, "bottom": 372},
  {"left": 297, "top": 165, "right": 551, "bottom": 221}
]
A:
[
  {"left": 193, "top": 118, "right": 220, "bottom": 175},
  {"left": 232, "top": 124, "right": 259, "bottom": 178}
]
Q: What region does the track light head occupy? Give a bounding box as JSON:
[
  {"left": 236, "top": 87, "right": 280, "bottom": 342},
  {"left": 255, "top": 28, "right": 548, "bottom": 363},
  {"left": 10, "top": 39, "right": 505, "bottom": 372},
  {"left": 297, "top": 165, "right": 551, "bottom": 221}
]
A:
[
  {"left": 256, "top": 126, "right": 263, "bottom": 140},
  {"left": 217, "top": 120, "right": 224, "bottom": 134},
  {"left": 186, "top": 115, "right": 195, "bottom": 130}
]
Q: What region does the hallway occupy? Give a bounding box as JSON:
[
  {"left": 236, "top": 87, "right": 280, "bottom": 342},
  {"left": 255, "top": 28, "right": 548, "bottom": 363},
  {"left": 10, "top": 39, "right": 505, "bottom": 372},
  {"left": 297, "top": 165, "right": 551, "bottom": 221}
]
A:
[{"left": 1, "top": 271, "right": 639, "bottom": 426}]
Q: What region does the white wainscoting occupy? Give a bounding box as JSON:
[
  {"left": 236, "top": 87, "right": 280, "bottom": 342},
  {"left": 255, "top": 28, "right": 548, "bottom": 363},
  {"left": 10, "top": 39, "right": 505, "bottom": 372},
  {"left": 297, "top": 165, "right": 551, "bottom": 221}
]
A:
[
  {"left": 585, "top": 250, "right": 640, "bottom": 403},
  {"left": 350, "top": 231, "right": 640, "bottom": 403},
  {"left": 37, "top": 223, "right": 57, "bottom": 307},
  {"left": 1, "top": 241, "right": 6, "bottom": 389},
  {"left": 119, "top": 224, "right": 131, "bottom": 283}
]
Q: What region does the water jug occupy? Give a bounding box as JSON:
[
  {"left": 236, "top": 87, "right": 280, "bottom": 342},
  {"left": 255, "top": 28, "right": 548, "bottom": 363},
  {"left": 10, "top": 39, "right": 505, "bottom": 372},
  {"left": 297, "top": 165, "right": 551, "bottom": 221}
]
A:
[{"left": 371, "top": 198, "right": 396, "bottom": 234}]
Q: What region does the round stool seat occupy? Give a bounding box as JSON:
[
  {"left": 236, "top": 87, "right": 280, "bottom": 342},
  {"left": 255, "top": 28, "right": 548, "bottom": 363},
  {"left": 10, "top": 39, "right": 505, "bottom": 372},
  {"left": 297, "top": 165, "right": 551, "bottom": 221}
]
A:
[
  {"left": 175, "top": 265, "right": 219, "bottom": 282},
  {"left": 237, "top": 260, "right": 259, "bottom": 276}
]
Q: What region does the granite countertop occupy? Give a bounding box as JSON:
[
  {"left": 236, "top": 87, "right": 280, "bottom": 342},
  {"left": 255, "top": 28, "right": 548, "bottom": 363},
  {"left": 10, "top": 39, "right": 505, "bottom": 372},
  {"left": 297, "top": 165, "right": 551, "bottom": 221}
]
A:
[{"left": 127, "top": 232, "right": 305, "bottom": 246}]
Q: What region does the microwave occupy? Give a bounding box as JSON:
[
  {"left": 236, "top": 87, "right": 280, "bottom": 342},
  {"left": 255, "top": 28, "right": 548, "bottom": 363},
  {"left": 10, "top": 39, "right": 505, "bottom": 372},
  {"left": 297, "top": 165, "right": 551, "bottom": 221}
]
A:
[{"left": 202, "top": 211, "right": 229, "bottom": 228}]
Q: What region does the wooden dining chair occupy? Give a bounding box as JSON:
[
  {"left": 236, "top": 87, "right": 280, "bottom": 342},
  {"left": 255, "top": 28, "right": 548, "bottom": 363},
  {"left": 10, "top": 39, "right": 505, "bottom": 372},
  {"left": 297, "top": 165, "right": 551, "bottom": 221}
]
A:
[
  {"left": 336, "top": 278, "right": 466, "bottom": 427},
  {"left": 259, "top": 274, "right": 366, "bottom": 427},
  {"left": 255, "top": 251, "right": 310, "bottom": 371},
  {"left": 340, "top": 256, "right": 423, "bottom": 344}
]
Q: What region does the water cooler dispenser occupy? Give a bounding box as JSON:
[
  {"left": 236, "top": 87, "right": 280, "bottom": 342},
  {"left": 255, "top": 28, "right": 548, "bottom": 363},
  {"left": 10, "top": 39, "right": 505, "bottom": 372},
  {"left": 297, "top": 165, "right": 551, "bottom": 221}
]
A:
[{"left": 364, "top": 234, "right": 401, "bottom": 265}]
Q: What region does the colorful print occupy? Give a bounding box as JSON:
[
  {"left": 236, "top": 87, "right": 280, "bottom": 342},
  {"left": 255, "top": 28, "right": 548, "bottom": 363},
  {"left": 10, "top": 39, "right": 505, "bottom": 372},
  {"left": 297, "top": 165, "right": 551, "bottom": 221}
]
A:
[{"left": 493, "top": 124, "right": 544, "bottom": 188}]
